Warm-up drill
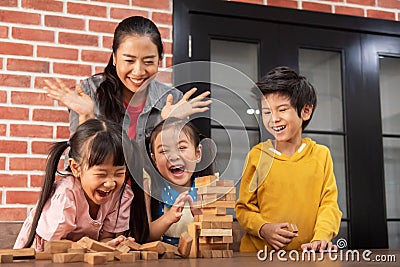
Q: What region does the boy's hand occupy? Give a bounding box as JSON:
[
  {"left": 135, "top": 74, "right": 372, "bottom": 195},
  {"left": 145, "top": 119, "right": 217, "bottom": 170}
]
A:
[
  {"left": 301, "top": 240, "right": 337, "bottom": 252},
  {"left": 260, "top": 222, "right": 298, "bottom": 250}
]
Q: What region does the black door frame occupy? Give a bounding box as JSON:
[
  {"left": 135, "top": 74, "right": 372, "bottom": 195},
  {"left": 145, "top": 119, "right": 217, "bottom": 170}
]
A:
[{"left": 173, "top": 0, "right": 400, "bottom": 249}]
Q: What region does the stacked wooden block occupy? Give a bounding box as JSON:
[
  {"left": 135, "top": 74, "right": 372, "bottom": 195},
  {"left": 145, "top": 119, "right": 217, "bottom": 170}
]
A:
[
  {"left": 0, "top": 233, "right": 192, "bottom": 264},
  {"left": 188, "top": 175, "right": 236, "bottom": 258}
]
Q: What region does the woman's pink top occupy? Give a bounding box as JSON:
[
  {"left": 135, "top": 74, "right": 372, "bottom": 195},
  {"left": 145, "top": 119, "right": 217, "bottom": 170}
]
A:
[{"left": 14, "top": 175, "right": 133, "bottom": 251}]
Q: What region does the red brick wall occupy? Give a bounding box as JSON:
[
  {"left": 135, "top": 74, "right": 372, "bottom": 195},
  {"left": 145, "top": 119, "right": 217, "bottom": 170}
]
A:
[{"left": 0, "top": 0, "right": 398, "bottom": 222}]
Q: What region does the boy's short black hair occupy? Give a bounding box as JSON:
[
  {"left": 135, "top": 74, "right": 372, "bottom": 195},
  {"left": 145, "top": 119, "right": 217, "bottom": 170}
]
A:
[{"left": 253, "top": 66, "right": 317, "bottom": 130}]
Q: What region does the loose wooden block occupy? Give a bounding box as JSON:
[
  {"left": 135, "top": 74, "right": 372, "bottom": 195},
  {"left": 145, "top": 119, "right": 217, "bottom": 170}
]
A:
[
  {"left": 67, "top": 248, "right": 87, "bottom": 253},
  {"left": 288, "top": 223, "right": 299, "bottom": 233},
  {"left": 139, "top": 241, "right": 166, "bottom": 254},
  {"left": 44, "top": 240, "right": 73, "bottom": 254},
  {"left": 195, "top": 214, "right": 233, "bottom": 222},
  {"left": 140, "top": 251, "right": 158, "bottom": 260},
  {"left": 0, "top": 254, "right": 13, "bottom": 263},
  {"left": 160, "top": 251, "right": 176, "bottom": 259},
  {"left": 0, "top": 248, "right": 35, "bottom": 259},
  {"left": 97, "top": 252, "right": 114, "bottom": 261},
  {"left": 200, "top": 229, "right": 232, "bottom": 237},
  {"left": 211, "top": 250, "right": 223, "bottom": 258},
  {"left": 222, "top": 250, "right": 233, "bottom": 258},
  {"left": 197, "top": 186, "right": 236, "bottom": 195},
  {"left": 159, "top": 242, "right": 178, "bottom": 253},
  {"left": 53, "top": 253, "right": 84, "bottom": 263},
  {"left": 187, "top": 222, "right": 200, "bottom": 258},
  {"left": 116, "top": 244, "right": 131, "bottom": 253},
  {"left": 77, "top": 237, "right": 115, "bottom": 252},
  {"left": 35, "top": 252, "right": 53, "bottom": 260},
  {"left": 195, "top": 175, "right": 218, "bottom": 187},
  {"left": 177, "top": 231, "right": 193, "bottom": 258},
  {"left": 121, "top": 239, "right": 141, "bottom": 250},
  {"left": 200, "top": 250, "right": 212, "bottom": 258},
  {"left": 84, "top": 253, "right": 107, "bottom": 265},
  {"left": 202, "top": 200, "right": 236, "bottom": 208},
  {"left": 119, "top": 252, "right": 137, "bottom": 263},
  {"left": 129, "top": 251, "right": 141, "bottom": 260}
]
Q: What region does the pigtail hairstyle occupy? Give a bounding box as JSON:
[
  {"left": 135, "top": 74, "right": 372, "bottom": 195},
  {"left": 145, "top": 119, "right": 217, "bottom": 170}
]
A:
[
  {"left": 147, "top": 117, "right": 215, "bottom": 221},
  {"left": 96, "top": 16, "right": 164, "bottom": 124}
]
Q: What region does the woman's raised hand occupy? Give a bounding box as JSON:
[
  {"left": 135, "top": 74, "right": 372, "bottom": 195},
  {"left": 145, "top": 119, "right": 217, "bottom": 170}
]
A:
[
  {"left": 44, "top": 78, "right": 95, "bottom": 123},
  {"left": 161, "top": 88, "right": 212, "bottom": 120}
]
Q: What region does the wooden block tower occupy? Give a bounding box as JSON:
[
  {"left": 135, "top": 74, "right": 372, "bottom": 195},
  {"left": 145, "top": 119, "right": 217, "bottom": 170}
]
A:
[{"left": 189, "top": 175, "right": 236, "bottom": 258}]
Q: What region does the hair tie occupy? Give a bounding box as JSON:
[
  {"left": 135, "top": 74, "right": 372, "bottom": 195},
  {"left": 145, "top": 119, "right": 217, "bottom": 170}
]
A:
[{"left": 66, "top": 140, "right": 70, "bottom": 147}]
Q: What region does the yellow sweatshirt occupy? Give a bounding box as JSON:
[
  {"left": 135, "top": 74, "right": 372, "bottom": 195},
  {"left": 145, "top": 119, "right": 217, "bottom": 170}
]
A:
[{"left": 235, "top": 138, "right": 342, "bottom": 251}]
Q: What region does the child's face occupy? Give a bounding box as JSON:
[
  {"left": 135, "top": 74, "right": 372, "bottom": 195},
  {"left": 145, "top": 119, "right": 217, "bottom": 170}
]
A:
[
  {"left": 113, "top": 35, "right": 160, "bottom": 96},
  {"left": 152, "top": 127, "right": 202, "bottom": 188},
  {"left": 70, "top": 156, "right": 126, "bottom": 207},
  {"left": 261, "top": 93, "right": 312, "bottom": 144}
]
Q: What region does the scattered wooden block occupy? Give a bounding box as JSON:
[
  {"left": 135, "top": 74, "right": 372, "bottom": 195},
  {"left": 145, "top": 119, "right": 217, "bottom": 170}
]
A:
[
  {"left": 200, "top": 250, "right": 212, "bottom": 258},
  {"left": 77, "top": 237, "right": 115, "bottom": 252},
  {"left": 53, "top": 253, "right": 84, "bottom": 263},
  {"left": 120, "top": 239, "right": 141, "bottom": 250},
  {"left": 44, "top": 240, "right": 73, "bottom": 254},
  {"left": 187, "top": 222, "right": 200, "bottom": 258},
  {"left": 0, "top": 254, "right": 13, "bottom": 263},
  {"left": 222, "top": 250, "right": 233, "bottom": 258},
  {"left": 97, "top": 252, "right": 114, "bottom": 262},
  {"left": 67, "top": 248, "right": 87, "bottom": 253},
  {"left": 140, "top": 251, "right": 158, "bottom": 260},
  {"left": 0, "top": 248, "right": 35, "bottom": 259},
  {"left": 200, "top": 229, "right": 232, "bottom": 237},
  {"left": 116, "top": 244, "right": 131, "bottom": 253},
  {"left": 35, "top": 252, "right": 53, "bottom": 260},
  {"left": 84, "top": 253, "right": 107, "bottom": 265},
  {"left": 288, "top": 223, "right": 298, "bottom": 233},
  {"left": 160, "top": 251, "right": 176, "bottom": 259},
  {"left": 211, "top": 250, "right": 223, "bottom": 258},
  {"left": 129, "top": 251, "right": 141, "bottom": 261},
  {"left": 139, "top": 241, "right": 166, "bottom": 254},
  {"left": 177, "top": 231, "right": 192, "bottom": 257},
  {"left": 159, "top": 242, "right": 178, "bottom": 253},
  {"left": 118, "top": 252, "right": 137, "bottom": 263}
]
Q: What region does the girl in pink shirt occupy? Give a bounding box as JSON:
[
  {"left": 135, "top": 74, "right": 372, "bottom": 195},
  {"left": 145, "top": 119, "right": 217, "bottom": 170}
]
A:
[{"left": 14, "top": 118, "right": 145, "bottom": 251}]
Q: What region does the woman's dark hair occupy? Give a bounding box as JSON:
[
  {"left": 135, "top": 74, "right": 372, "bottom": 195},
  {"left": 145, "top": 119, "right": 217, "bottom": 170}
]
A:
[
  {"left": 96, "top": 16, "right": 164, "bottom": 124},
  {"left": 147, "top": 117, "right": 215, "bottom": 221},
  {"left": 24, "top": 118, "right": 149, "bottom": 247}
]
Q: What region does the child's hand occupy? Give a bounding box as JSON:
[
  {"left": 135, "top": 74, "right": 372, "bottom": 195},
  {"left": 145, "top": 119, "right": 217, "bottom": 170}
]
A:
[
  {"left": 186, "top": 194, "right": 202, "bottom": 216},
  {"left": 165, "top": 191, "right": 190, "bottom": 224},
  {"left": 260, "top": 222, "right": 298, "bottom": 250},
  {"left": 105, "top": 235, "right": 135, "bottom": 247},
  {"left": 301, "top": 240, "right": 337, "bottom": 252}
]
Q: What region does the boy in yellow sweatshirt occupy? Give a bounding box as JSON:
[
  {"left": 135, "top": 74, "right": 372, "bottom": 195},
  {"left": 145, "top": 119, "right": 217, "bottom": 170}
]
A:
[{"left": 235, "top": 66, "right": 342, "bottom": 252}]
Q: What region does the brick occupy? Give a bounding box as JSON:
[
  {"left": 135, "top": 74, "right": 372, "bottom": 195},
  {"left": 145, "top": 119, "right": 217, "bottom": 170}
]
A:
[
  {"left": 31, "top": 141, "right": 55, "bottom": 155},
  {"left": 22, "top": 0, "right": 63, "bottom": 11},
  {"left": 53, "top": 62, "right": 92, "bottom": 76},
  {"left": 0, "top": 208, "right": 27, "bottom": 221},
  {"left": 0, "top": 0, "right": 18, "bottom": 6},
  {"left": 31, "top": 174, "right": 44, "bottom": 187},
  {"left": 10, "top": 124, "right": 53, "bottom": 138},
  {"left": 0, "top": 140, "right": 27, "bottom": 153},
  {"left": 37, "top": 46, "right": 78, "bottom": 60},
  {"left": 165, "top": 56, "right": 173, "bottom": 68},
  {"left": 110, "top": 8, "right": 148, "bottom": 20},
  {"left": 6, "top": 190, "right": 40, "bottom": 204},
  {"left": 159, "top": 26, "right": 171, "bottom": 40},
  {"left": 348, "top": 0, "right": 375, "bottom": 5},
  {"left": 34, "top": 77, "right": 76, "bottom": 91},
  {"left": 9, "top": 157, "right": 47, "bottom": 171},
  {"left": 96, "top": 0, "right": 129, "bottom": 4},
  {"left": 12, "top": 27, "right": 54, "bottom": 42},
  {"left": 152, "top": 12, "right": 172, "bottom": 25},
  {"left": 367, "top": 9, "right": 395, "bottom": 20},
  {"left": 59, "top": 32, "right": 98, "bottom": 47},
  {"left": 378, "top": 0, "right": 400, "bottom": 9},
  {"left": 0, "top": 26, "right": 8, "bottom": 38},
  {"left": 0, "top": 157, "right": 5, "bottom": 170},
  {"left": 102, "top": 36, "right": 113, "bottom": 49},
  {"left": 0, "top": 124, "right": 6, "bottom": 136},
  {"left": 164, "top": 41, "right": 172, "bottom": 54},
  {"left": 0, "top": 106, "right": 29, "bottom": 120},
  {"left": 81, "top": 50, "right": 111, "bottom": 63},
  {"left": 0, "top": 74, "right": 30, "bottom": 87},
  {"left": 7, "top": 58, "right": 49, "bottom": 73},
  {"left": 11, "top": 91, "right": 53, "bottom": 106},
  {"left": 0, "top": 90, "right": 6, "bottom": 103},
  {"left": 95, "top": 66, "right": 106, "bottom": 74},
  {"left": 0, "top": 42, "right": 33, "bottom": 56},
  {"left": 268, "top": 0, "right": 297, "bottom": 9},
  {"left": 302, "top": 2, "right": 332, "bottom": 13},
  {"left": 0, "top": 58, "right": 2, "bottom": 69},
  {"left": 45, "top": 15, "right": 85, "bottom": 31},
  {"left": 33, "top": 109, "right": 69, "bottom": 123},
  {"left": 56, "top": 125, "right": 70, "bottom": 139},
  {"left": 0, "top": 10, "right": 41, "bottom": 25},
  {"left": 67, "top": 2, "right": 107, "bottom": 17},
  {"left": 231, "top": 0, "right": 263, "bottom": 4},
  {"left": 335, "top": 6, "right": 364, "bottom": 17},
  {"left": 89, "top": 20, "right": 118, "bottom": 34},
  {"left": 133, "top": 0, "right": 170, "bottom": 10},
  {"left": 0, "top": 174, "right": 28, "bottom": 187}
]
